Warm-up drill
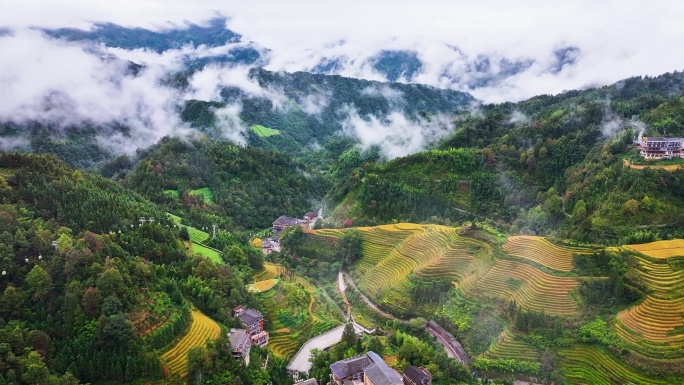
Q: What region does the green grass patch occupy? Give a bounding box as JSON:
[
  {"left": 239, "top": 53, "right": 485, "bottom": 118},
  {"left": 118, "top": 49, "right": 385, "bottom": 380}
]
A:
[
  {"left": 250, "top": 124, "right": 281, "bottom": 138},
  {"left": 189, "top": 187, "right": 214, "bottom": 205},
  {"left": 186, "top": 227, "right": 210, "bottom": 243},
  {"left": 163, "top": 190, "right": 179, "bottom": 200},
  {"left": 191, "top": 242, "right": 222, "bottom": 264}
]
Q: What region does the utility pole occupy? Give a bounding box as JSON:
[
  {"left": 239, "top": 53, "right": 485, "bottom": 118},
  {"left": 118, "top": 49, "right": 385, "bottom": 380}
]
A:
[
  {"left": 139, "top": 217, "right": 146, "bottom": 226},
  {"left": 212, "top": 224, "right": 217, "bottom": 238}
]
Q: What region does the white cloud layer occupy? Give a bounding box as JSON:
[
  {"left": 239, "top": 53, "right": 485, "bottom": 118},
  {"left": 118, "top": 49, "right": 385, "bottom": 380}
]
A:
[
  {"left": 340, "top": 107, "right": 452, "bottom": 159},
  {"left": 2, "top": 0, "right": 682, "bottom": 104},
  {"left": 1, "top": 0, "right": 684, "bottom": 156}
]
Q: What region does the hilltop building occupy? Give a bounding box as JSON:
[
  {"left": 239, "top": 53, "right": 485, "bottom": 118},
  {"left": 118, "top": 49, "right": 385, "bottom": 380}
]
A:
[
  {"left": 635, "top": 132, "right": 684, "bottom": 159},
  {"left": 233, "top": 306, "right": 269, "bottom": 348},
  {"left": 330, "top": 351, "right": 403, "bottom": 385}
]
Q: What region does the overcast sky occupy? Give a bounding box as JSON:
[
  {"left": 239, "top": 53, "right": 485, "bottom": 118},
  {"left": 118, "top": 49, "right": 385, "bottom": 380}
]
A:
[
  {"left": 2, "top": 0, "right": 684, "bottom": 102},
  {"left": 1, "top": 0, "right": 683, "bottom": 155}
]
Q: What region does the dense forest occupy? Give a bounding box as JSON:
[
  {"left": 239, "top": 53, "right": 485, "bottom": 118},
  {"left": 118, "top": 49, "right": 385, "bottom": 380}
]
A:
[{"left": 0, "top": 153, "right": 290, "bottom": 385}]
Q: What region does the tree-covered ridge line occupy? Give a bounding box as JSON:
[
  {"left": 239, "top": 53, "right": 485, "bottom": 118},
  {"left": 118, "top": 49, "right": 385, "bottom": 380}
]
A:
[
  {"left": 179, "top": 67, "right": 474, "bottom": 155},
  {"left": 326, "top": 71, "right": 684, "bottom": 245},
  {"left": 43, "top": 17, "right": 242, "bottom": 53},
  {"left": 123, "top": 137, "right": 326, "bottom": 231}
]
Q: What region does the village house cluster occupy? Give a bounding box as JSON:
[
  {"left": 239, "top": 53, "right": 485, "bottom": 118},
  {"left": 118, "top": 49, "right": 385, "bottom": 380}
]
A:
[
  {"left": 329, "top": 351, "right": 432, "bottom": 385},
  {"left": 229, "top": 306, "right": 269, "bottom": 364},
  {"left": 262, "top": 209, "right": 323, "bottom": 254}
]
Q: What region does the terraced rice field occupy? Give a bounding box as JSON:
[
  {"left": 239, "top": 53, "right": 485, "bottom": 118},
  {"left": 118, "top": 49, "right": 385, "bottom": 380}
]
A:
[
  {"left": 352, "top": 224, "right": 464, "bottom": 311},
  {"left": 253, "top": 264, "right": 340, "bottom": 359},
  {"left": 560, "top": 345, "right": 671, "bottom": 385},
  {"left": 253, "top": 263, "right": 286, "bottom": 281},
  {"left": 483, "top": 329, "right": 540, "bottom": 361},
  {"left": 315, "top": 224, "right": 580, "bottom": 315},
  {"left": 247, "top": 279, "right": 279, "bottom": 293},
  {"left": 627, "top": 239, "right": 684, "bottom": 259},
  {"left": 161, "top": 310, "right": 221, "bottom": 379},
  {"left": 186, "top": 227, "right": 210, "bottom": 243},
  {"left": 258, "top": 285, "right": 338, "bottom": 359},
  {"left": 460, "top": 259, "right": 580, "bottom": 315},
  {"left": 249, "top": 124, "right": 281, "bottom": 137},
  {"left": 503, "top": 235, "right": 595, "bottom": 272},
  {"left": 616, "top": 296, "right": 684, "bottom": 358},
  {"left": 615, "top": 253, "right": 684, "bottom": 359}
]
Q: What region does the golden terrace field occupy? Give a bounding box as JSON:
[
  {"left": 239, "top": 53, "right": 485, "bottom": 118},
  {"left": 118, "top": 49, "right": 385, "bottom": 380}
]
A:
[
  {"left": 503, "top": 235, "right": 595, "bottom": 272},
  {"left": 626, "top": 239, "right": 684, "bottom": 259},
  {"left": 160, "top": 309, "right": 221, "bottom": 379},
  {"left": 614, "top": 250, "right": 684, "bottom": 359},
  {"left": 315, "top": 224, "right": 580, "bottom": 316}
]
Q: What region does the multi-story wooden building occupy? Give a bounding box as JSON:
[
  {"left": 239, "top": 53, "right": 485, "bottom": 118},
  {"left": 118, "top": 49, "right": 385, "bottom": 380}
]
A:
[{"left": 233, "top": 305, "right": 269, "bottom": 348}]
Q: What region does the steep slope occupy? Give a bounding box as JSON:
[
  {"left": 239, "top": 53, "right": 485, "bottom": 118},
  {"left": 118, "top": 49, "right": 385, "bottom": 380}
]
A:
[
  {"left": 0, "top": 152, "right": 253, "bottom": 384},
  {"left": 329, "top": 71, "right": 684, "bottom": 244},
  {"left": 124, "top": 137, "right": 324, "bottom": 230}
]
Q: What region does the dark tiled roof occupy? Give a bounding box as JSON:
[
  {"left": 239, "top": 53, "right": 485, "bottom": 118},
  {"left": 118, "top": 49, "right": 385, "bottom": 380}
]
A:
[
  {"left": 364, "top": 352, "right": 402, "bottom": 385},
  {"left": 238, "top": 309, "right": 262, "bottom": 325},
  {"left": 273, "top": 216, "right": 302, "bottom": 226},
  {"left": 298, "top": 379, "right": 318, "bottom": 385},
  {"left": 304, "top": 211, "right": 317, "bottom": 218},
  {"left": 330, "top": 354, "right": 372, "bottom": 379},
  {"left": 403, "top": 366, "right": 431, "bottom": 385}
]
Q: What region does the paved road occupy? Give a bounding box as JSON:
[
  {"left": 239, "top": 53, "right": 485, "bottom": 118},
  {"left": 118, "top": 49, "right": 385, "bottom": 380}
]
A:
[
  {"left": 342, "top": 272, "right": 471, "bottom": 364},
  {"left": 286, "top": 322, "right": 368, "bottom": 373},
  {"left": 426, "top": 322, "right": 470, "bottom": 365}
]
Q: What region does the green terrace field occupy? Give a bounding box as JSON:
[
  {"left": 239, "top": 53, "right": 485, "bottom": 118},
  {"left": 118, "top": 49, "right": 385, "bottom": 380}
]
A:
[
  {"left": 249, "top": 124, "right": 281, "bottom": 137},
  {"left": 314, "top": 224, "right": 580, "bottom": 316},
  {"left": 252, "top": 263, "right": 343, "bottom": 359},
  {"left": 190, "top": 242, "right": 222, "bottom": 264},
  {"left": 189, "top": 187, "right": 214, "bottom": 205},
  {"left": 559, "top": 345, "right": 673, "bottom": 385},
  {"left": 482, "top": 329, "right": 541, "bottom": 362},
  {"left": 614, "top": 248, "right": 684, "bottom": 360}
]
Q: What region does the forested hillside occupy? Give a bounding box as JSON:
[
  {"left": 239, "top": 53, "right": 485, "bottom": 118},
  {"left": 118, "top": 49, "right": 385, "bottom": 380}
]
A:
[
  {"left": 0, "top": 153, "right": 281, "bottom": 385},
  {"left": 123, "top": 137, "right": 325, "bottom": 230},
  {"left": 330, "top": 71, "right": 684, "bottom": 244},
  {"left": 180, "top": 68, "right": 474, "bottom": 155}
]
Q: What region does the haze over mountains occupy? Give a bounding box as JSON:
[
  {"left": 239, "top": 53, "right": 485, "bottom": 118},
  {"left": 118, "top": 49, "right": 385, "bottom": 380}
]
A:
[{"left": 1, "top": 1, "right": 684, "bottom": 162}]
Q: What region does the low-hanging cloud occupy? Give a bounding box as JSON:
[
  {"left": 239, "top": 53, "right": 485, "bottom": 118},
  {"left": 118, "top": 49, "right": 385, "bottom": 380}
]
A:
[
  {"left": 340, "top": 106, "right": 452, "bottom": 159},
  {"left": 298, "top": 90, "right": 331, "bottom": 116},
  {"left": 212, "top": 104, "right": 248, "bottom": 144},
  {"left": 360, "top": 85, "right": 405, "bottom": 109},
  {"left": 0, "top": 27, "right": 290, "bottom": 154}
]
